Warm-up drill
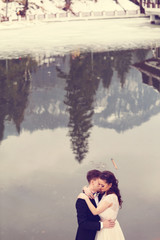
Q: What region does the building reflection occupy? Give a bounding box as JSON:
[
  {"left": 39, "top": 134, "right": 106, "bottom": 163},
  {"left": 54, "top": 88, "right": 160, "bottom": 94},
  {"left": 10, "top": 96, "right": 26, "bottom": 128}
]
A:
[{"left": 134, "top": 47, "right": 160, "bottom": 92}]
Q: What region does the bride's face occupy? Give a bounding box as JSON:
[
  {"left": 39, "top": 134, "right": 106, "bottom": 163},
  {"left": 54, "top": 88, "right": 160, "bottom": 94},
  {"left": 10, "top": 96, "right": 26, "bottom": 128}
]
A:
[{"left": 98, "top": 179, "right": 112, "bottom": 193}]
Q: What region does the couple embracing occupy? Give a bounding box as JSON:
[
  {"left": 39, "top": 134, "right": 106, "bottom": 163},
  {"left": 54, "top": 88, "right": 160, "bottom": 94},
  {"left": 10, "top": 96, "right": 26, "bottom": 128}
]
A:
[{"left": 75, "top": 169, "right": 125, "bottom": 240}]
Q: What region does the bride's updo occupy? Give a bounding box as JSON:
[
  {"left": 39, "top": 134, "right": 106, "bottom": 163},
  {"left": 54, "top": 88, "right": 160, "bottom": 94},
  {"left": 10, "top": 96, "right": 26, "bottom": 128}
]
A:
[{"left": 100, "top": 171, "right": 123, "bottom": 207}]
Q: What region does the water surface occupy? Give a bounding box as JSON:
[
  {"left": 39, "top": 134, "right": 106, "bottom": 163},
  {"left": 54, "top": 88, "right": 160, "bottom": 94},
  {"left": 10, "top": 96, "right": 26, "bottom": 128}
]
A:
[{"left": 0, "top": 45, "right": 160, "bottom": 240}]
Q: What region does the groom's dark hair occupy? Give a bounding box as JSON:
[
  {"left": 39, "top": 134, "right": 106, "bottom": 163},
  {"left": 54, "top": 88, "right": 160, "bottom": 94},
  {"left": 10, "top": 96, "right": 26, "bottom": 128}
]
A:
[{"left": 87, "top": 169, "right": 101, "bottom": 183}]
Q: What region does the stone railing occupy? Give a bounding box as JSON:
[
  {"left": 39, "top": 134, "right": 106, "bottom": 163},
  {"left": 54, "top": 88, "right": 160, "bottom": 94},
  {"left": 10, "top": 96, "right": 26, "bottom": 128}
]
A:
[{"left": 0, "top": 9, "right": 142, "bottom": 22}]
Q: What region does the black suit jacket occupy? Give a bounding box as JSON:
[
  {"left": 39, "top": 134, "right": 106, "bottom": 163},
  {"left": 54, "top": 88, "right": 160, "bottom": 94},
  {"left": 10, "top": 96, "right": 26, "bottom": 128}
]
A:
[{"left": 75, "top": 198, "right": 100, "bottom": 240}]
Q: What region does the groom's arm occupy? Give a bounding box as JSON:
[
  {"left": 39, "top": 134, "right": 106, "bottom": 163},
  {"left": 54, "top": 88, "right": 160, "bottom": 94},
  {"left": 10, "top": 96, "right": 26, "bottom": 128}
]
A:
[{"left": 76, "top": 199, "right": 101, "bottom": 231}]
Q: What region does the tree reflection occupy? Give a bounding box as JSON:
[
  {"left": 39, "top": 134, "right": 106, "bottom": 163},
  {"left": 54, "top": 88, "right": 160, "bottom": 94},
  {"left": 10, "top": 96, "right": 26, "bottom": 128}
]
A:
[
  {"left": 0, "top": 57, "right": 37, "bottom": 142},
  {"left": 57, "top": 50, "right": 136, "bottom": 162},
  {"left": 114, "top": 50, "right": 132, "bottom": 87},
  {"left": 93, "top": 52, "right": 114, "bottom": 89},
  {"left": 134, "top": 48, "right": 149, "bottom": 62},
  {"left": 57, "top": 52, "right": 99, "bottom": 162},
  {"left": 0, "top": 48, "right": 153, "bottom": 160}
]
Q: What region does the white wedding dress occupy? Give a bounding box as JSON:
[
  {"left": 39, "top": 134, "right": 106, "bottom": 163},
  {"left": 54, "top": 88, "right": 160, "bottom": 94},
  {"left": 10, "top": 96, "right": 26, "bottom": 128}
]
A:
[{"left": 95, "top": 194, "right": 125, "bottom": 240}]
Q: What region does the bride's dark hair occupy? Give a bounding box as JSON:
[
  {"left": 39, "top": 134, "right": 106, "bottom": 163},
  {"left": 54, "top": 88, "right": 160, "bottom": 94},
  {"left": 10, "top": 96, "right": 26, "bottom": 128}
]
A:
[{"left": 100, "top": 171, "right": 123, "bottom": 208}]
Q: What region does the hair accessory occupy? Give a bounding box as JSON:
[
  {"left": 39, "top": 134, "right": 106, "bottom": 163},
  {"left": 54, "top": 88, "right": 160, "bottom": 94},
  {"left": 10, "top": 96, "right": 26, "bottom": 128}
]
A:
[{"left": 111, "top": 158, "right": 118, "bottom": 170}]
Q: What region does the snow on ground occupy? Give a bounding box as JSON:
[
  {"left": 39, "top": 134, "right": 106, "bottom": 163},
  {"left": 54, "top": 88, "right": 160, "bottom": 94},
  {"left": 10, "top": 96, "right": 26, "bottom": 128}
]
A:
[
  {"left": 0, "top": 0, "right": 139, "bottom": 19},
  {"left": 72, "top": 0, "right": 123, "bottom": 12},
  {"left": 0, "top": 1, "right": 159, "bottom": 59},
  {"left": 0, "top": 17, "right": 160, "bottom": 59},
  {"left": 118, "top": 0, "right": 139, "bottom": 10}
]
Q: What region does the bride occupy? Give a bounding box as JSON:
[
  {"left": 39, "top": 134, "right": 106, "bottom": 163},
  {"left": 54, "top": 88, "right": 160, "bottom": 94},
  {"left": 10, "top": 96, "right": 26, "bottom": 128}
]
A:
[{"left": 78, "top": 171, "right": 125, "bottom": 240}]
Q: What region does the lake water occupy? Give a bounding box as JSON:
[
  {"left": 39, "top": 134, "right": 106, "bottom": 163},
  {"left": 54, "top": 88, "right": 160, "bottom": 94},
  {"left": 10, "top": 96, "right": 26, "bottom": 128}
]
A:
[{"left": 0, "top": 35, "right": 160, "bottom": 240}]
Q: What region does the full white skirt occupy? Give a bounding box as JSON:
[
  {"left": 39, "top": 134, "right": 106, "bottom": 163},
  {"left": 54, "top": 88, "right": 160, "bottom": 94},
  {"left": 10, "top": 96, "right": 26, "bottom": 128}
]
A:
[{"left": 95, "top": 220, "right": 125, "bottom": 240}]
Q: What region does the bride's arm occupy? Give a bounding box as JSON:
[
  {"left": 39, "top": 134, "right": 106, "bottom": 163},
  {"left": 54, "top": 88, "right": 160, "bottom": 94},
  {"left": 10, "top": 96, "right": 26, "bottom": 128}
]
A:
[
  {"left": 82, "top": 186, "right": 94, "bottom": 199},
  {"left": 78, "top": 193, "right": 112, "bottom": 215}
]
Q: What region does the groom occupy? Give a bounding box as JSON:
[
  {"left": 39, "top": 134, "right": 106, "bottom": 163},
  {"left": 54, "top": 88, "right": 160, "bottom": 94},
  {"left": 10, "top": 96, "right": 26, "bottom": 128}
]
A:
[{"left": 75, "top": 169, "right": 115, "bottom": 240}]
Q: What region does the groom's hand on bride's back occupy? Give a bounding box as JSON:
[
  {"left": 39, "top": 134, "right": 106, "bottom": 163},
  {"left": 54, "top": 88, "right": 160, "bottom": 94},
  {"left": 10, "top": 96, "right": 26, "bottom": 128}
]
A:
[{"left": 102, "top": 219, "right": 115, "bottom": 228}]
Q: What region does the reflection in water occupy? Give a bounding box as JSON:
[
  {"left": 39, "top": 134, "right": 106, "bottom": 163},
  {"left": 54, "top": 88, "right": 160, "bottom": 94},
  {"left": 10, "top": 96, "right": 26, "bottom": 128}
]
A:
[
  {"left": 0, "top": 47, "right": 160, "bottom": 162},
  {"left": 134, "top": 47, "right": 160, "bottom": 93},
  {"left": 0, "top": 57, "right": 37, "bottom": 141},
  {"left": 57, "top": 48, "right": 154, "bottom": 162},
  {"left": 0, "top": 46, "right": 160, "bottom": 240},
  {"left": 58, "top": 52, "right": 99, "bottom": 162}
]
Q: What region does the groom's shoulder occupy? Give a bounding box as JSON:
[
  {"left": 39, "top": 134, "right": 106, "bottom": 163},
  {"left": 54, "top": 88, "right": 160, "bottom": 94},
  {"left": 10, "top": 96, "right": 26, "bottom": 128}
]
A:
[
  {"left": 76, "top": 197, "right": 87, "bottom": 208},
  {"left": 76, "top": 197, "right": 85, "bottom": 204}
]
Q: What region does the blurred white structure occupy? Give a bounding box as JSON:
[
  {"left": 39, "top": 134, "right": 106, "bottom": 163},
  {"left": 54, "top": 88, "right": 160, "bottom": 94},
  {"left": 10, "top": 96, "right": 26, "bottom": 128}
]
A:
[{"left": 139, "top": 0, "right": 160, "bottom": 23}]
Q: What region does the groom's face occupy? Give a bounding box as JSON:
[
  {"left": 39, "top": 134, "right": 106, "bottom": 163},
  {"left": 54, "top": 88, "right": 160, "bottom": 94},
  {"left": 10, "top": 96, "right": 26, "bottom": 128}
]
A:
[{"left": 92, "top": 178, "right": 101, "bottom": 192}]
